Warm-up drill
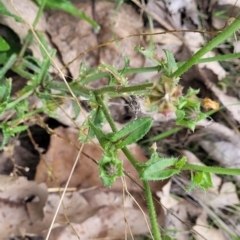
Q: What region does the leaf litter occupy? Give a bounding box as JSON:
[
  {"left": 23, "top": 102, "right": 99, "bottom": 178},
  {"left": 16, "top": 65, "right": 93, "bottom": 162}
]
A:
[{"left": 1, "top": 0, "right": 240, "bottom": 239}]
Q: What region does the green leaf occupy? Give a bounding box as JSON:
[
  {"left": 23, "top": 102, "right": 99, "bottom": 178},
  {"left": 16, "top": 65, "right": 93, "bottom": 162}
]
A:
[
  {"left": 164, "top": 235, "right": 177, "bottom": 240},
  {"left": 98, "top": 62, "right": 128, "bottom": 86},
  {"left": 34, "top": 0, "right": 100, "bottom": 32},
  {"left": 134, "top": 46, "right": 160, "bottom": 65},
  {"left": 88, "top": 120, "right": 109, "bottom": 148},
  {"left": 175, "top": 87, "right": 207, "bottom": 131},
  {"left": 0, "top": 37, "right": 10, "bottom": 51},
  {"left": 187, "top": 171, "right": 213, "bottom": 191},
  {"left": 78, "top": 61, "right": 90, "bottom": 80},
  {"left": 0, "top": 123, "right": 28, "bottom": 149},
  {"left": 89, "top": 107, "right": 105, "bottom": 134},
  {"left": 141, "top": 168, "right": 180, "bottom": 181},
  {"left": 140, "top": 156, "right": 179, "bottom": 180},
  {"left": 109, "top": 117, "right": 153, "bottom": 149},
  {"left": 36, "top": 36, "right": 55, "bottom": 84},
  {"left": 72, "top": 100, "right": 80, "bottom": 120},
  {"left": 0, "top": 1, "right": 22, "bottom": 22},
  {"left": 15, "top": 100, "right": 29, "bottom": 118},
  {"left": 79, "top": 106, "right": 106, "bottom": 142},
  {"left": 175, "top": 157, "right": 187, "bottom": 170},
  {"left": 136, "top": 151, "right": 161, "bottom": 168},
  {"left": 36, "top": 90, "right": 62, "bottom": 117},
  {"left": 0, "top": 78, "right": 12, "bottom": 114},
  {"left": 185, "top": 87, "right": 200, "bottom": 97},
  {"left": 163, "top": 49, "right": 178, "bottom": 76},
  {"left": 119, "top": 56, "right": 130, "bottom": 74},
  {"left": 0, "top": 52, "right": 8, "bottom": 64},
  {"left": 0, "top": 54, "right": 17, "bottom": 80}
]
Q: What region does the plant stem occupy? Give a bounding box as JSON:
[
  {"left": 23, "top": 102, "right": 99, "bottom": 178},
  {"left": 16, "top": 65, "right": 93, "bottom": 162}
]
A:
[
  {"left": 180, "top": 52, "right": 240, "bottom": 65},
  {"left": 48, "top": 81, "right": 152, "bottom": 98},
  {"left": 95, "top": 94, "right": 118, "bottom": 132},
  {"left": 93, "top": 82, "right": 152, "bottom": 95},
  {"left": 18, "top": 0, "right": 46, "bottom": 59},
  {"left": 182, "top": 164, "right": 240, "bottom": 175},
  {"left": 11, "top": 66, "right": 35, "bottom": 80},
  {"left": 171, "top": 15, "right": 240, "bottom": 79},
  {"left": 143, "top": 180, "right": 162, "bottom": 240},
  {"left": 80, "top": 72, "right": 109, "bottom": 84},
  {"left": 141, "top": 127, "right": 181, "bottom": 143},
  {"left": 121, "top": 147, "right": 140, "bottom": 171},
  {"left": 95, "top": 93, "right": 161, "bottom": 238},
  {"left": 79, "top": 66, "right": 159, "bottom": 85},
  {"left": 2, "top": 108, "right": 44, "bottom": 127},
  {"left": 32, "top": 0, "right": 47, "bottom": 28},
  {"left": 6, "top": 90, "right": 34, "bottom": 109},
  {"left": 0, "top": 54, "right": 17, "bottom": 81},
  {"left": 122, "top": 66, "right": 159, "bottom": 75}
]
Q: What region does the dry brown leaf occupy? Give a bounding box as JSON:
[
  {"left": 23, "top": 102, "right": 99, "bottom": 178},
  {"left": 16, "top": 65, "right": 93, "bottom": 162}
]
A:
[
  {"left": 47, "top": 1, "right": 144, "bottom": 80},
  {"left": 157, "top": 179, "right": 202, "bottom": 240},
  {"left": 200, "top": 140, "right": 240, "bottom": 182},
  {"left": 43, "top": 190, "right": 161, "bottom": 240},
  {"left": 218, "top": 0, "right": 240, "bottom": 7},
  {"left": 157, "top": 180, "right": 179, "bottom": 211},
  {"left": 163, "top": 199, "right": 201, "bottom": 240},
  {"left": 145, "top": 27, "right": 182, "bottom": 59},
  {"left": 193, "top": 212, "right": 225, "bottom": 240},
  {"left": 0, "top": 0, "right": 63, "bottom": 73},
  {"left": 198, "top": 119, "right": 240, "bottom": 147},
  {"left": 35, "top": 126, "right": 165, "bottom": 192},
  {"left": 0, "top": 176, "right": 163, "bottom": 239},
  {"left": 0, "top": 175, "right": 48, "bottom": 239},
  {"left": 34, "top": 126, "right": 166, "bottom": 238}
]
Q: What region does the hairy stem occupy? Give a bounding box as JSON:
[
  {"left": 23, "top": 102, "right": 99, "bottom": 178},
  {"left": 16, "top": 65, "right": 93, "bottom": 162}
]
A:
[
  {"left": 18, "top": 0, "right": 47, "bottom": 59},
  {"left": 95, "top": 94, "right": 161, "bottom": 238},
  {"left": 182, "top": 164, "right": 240, "bottom": 175},
  {"left": 143, "top": 180, "right": 162, "bottom": 240},
  {"left": 48, "top": 81, "right": 152, "bottom": 98},
  {"left": 95, "top": 94, "right": 118, "bottom": 132},
  {"left": 93, "top": 82, "right": 152, "bottom": 95},
  {"left": 171, "top": 15, "right": 240, "bottom": 78},
  {"left": 0, "top": 54, "right": 17, "bottom": 81}
]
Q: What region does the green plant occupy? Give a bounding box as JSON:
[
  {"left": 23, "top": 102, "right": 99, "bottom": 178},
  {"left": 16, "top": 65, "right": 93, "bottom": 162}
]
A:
[{"left": 1, "top": 1, "right": 240, "bottom": 239}]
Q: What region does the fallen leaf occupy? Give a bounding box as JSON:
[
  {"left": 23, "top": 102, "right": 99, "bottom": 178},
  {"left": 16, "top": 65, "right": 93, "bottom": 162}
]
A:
[
  {"left": 200, "top": 140, "right": 240, "bottom": 182},
  {"left": 157, "top": 180, "right": 179, "bottom": 211},
  {"left": 0, "top": 0, "right": 64, "bottom": 73},
  {"left": 163, "top": 199, "right": 201, "bottom": 240},
  {"left": 193, "top": 212, "right": 225, "bottom": 240},
  {"left": 0, "top": 175, "right": 48, "bottom": 239},
  {"left": 35, "top": 126, "right": 165, "bottom": 192},
  {"left": 198, "top": 119, "right": 240, "bottom": 147},
  {"left": 34, "top": 126, "right": 166, "bottom": 238},
  {"left": 46, "top": 1, "right": 144, "bottom": 80},
  {"left": 157, "top": 178, "right": 202, "bottom": 240},
  {"left": 42, "top": 190, "right": 162, "bottom": 240},
  {"left": 218, "top": 0, "right": 240, "bottom": 7}
]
